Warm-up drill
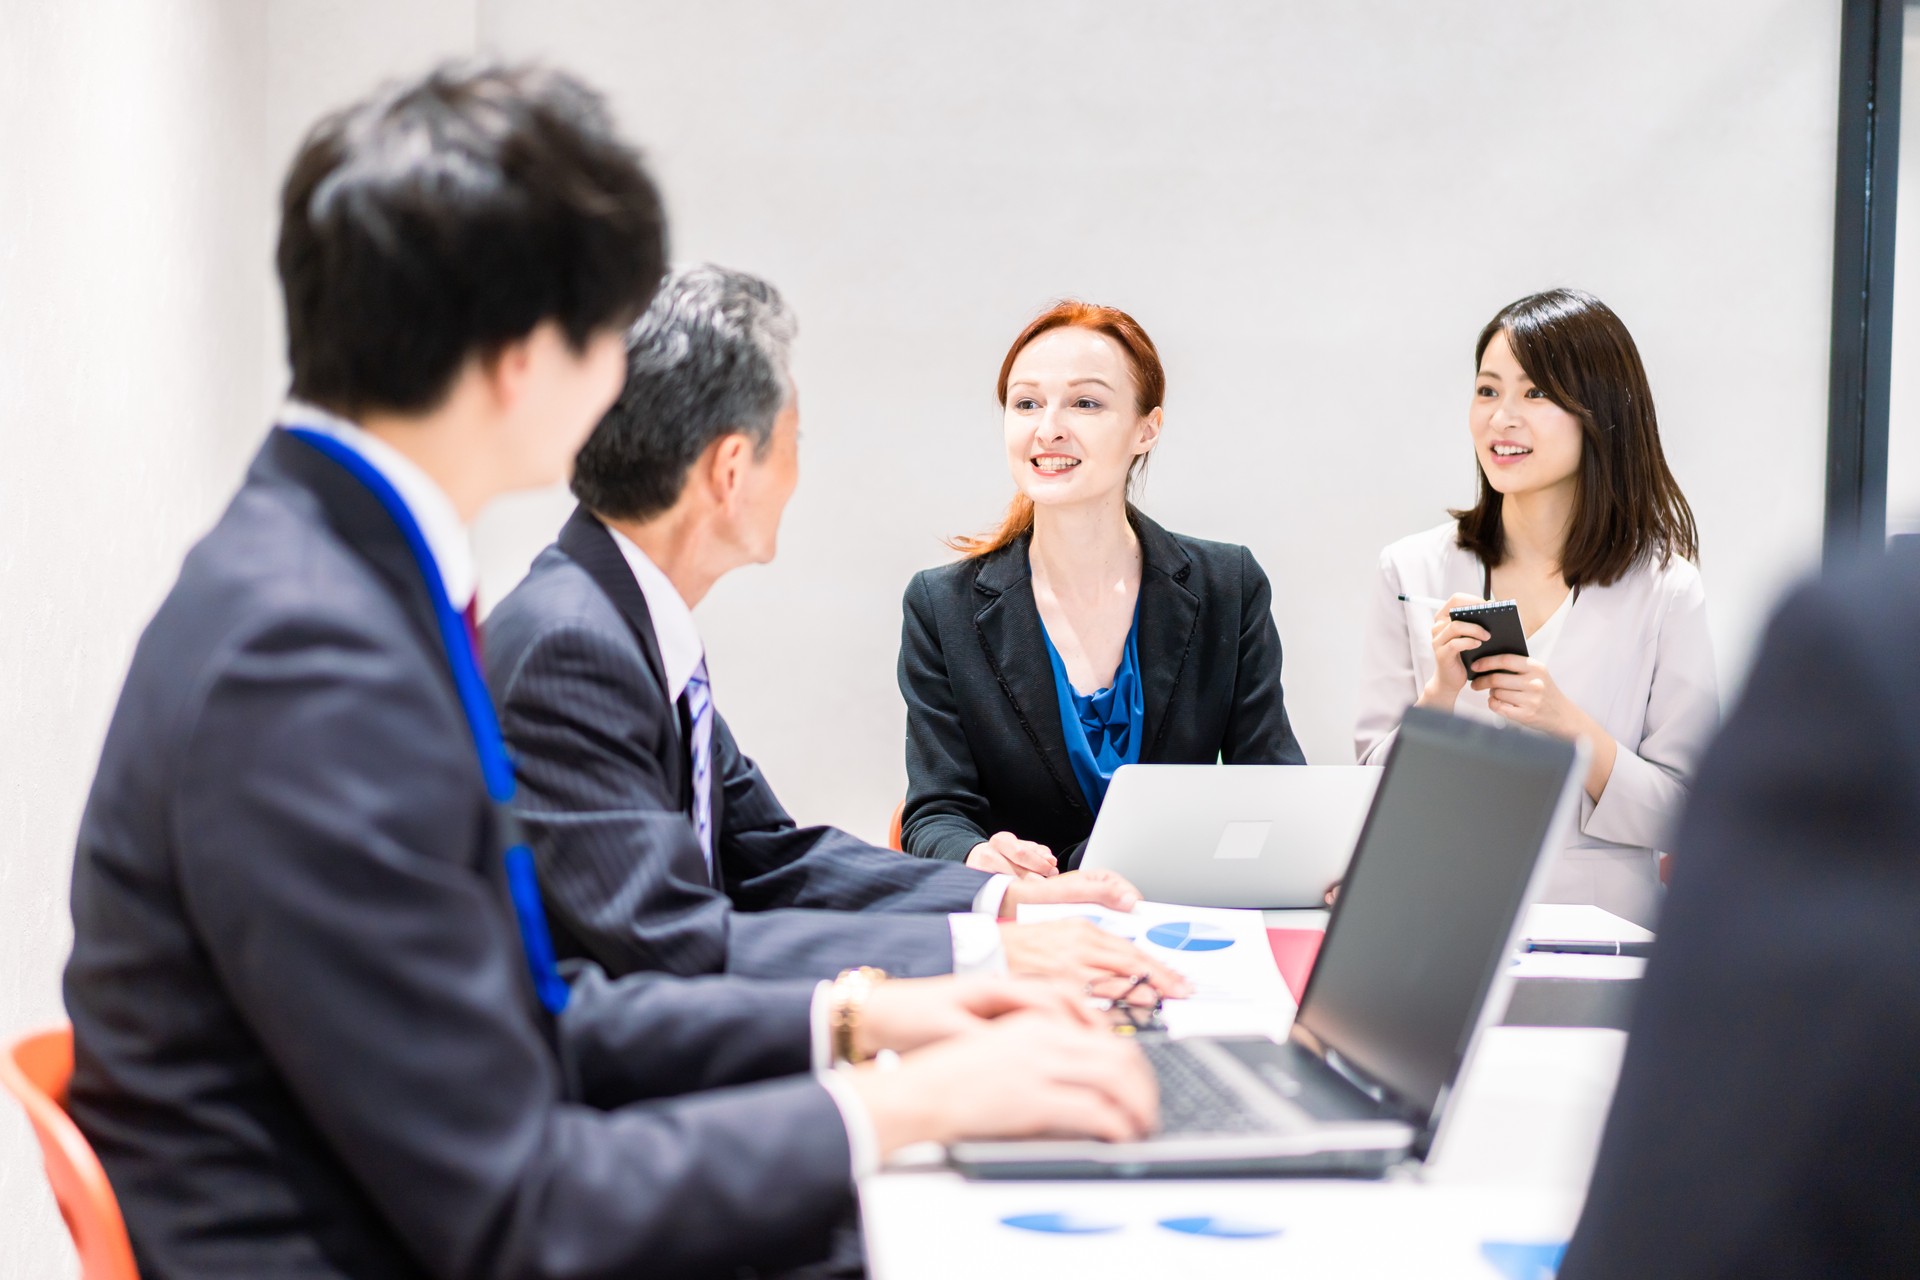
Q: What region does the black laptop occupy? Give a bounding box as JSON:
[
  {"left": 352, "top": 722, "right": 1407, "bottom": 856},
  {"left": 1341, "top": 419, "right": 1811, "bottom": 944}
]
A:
[{"left": 949, "top": 708, "right": 1586, "bottom": 1179}]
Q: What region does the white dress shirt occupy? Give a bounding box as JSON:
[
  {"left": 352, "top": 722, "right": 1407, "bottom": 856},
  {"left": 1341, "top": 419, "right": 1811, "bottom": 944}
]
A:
[
  {"left": 280, "top": 401, "right": 475, "bottom": 609},
  {"left": 605, "top": 526, "right": 1013, "bottom": 958},
  {"left": 1355, "top": 522, "right": 1721, "bottom": 926},
  {"left": 276, "top": 408, "right": 875, "bottom": 1177}
]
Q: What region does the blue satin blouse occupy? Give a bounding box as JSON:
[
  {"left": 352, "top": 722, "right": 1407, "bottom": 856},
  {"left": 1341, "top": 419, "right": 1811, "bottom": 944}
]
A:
[{"left": 1038, "top": 608, "right": 1145, "bottom": 811}]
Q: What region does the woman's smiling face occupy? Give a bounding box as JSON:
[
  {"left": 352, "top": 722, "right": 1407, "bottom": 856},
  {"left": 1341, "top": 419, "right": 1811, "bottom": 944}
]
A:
[
  {"left": 1470, "top": 327, "right": 1583, "bottom": 498},
  {"left": 1003, "top": 326, "right": 1160, "bottom": 511}
]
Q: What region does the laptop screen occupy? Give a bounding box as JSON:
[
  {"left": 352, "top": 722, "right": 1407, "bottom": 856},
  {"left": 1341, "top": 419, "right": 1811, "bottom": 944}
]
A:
[{"left": 1292, "top": 708, "right": 1577, "bottom": 1124}]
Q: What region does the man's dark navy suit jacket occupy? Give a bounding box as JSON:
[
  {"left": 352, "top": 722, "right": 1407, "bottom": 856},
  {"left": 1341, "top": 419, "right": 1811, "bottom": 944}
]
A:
[
  {"left": 65, "top": 432, "right": 854, "bottom": 1279},
  {"left": 1562, "top": 544, "right": 1920, "bottom": 1277},
  {"left": 484, "top": 506, "right": 990, "bottom": 982}
]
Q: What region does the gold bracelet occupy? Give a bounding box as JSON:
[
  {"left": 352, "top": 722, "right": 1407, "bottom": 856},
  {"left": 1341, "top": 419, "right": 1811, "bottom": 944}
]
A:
[{"left": 830, "top": 966, "right": 888, "bottom": 1065}]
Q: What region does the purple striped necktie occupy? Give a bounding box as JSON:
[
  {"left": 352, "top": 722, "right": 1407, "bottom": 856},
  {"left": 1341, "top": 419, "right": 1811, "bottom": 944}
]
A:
[{"left": 686, "top": 656, "right": 714, "bottom": 877}]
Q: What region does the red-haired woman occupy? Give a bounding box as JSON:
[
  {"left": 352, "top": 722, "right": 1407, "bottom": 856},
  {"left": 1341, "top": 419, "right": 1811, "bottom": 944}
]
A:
[
  {"left": 897, "top": 302, "right": 1305, "bottom": 876},
  {"left": 1356, "top": 289, "right": 1720, "bottom": 926}
]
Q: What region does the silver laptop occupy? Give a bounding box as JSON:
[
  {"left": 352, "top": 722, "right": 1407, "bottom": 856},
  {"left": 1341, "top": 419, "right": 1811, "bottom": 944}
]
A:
[
  {"left": 949, "top": 709, "right": 1586, "bottom": 1180},
  {"left": 1079, "top": 764, "right": 1380, "bottom": 908}
]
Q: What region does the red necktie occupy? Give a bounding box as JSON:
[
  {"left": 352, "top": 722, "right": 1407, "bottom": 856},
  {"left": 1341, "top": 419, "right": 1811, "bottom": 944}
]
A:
[{"left": 462, "top": 597, "right": 483, "bottom": 665}]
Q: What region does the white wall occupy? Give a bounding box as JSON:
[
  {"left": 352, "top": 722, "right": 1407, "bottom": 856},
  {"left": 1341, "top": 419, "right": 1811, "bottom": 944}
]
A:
[
  {"left": 0, "top": 3, "right": 273, "bottom": 1275},
  {"left": 0, "top": 3, "right": 1847, "bottom": 1272},
  {"left": 262, "top": 0, "right": 481, "bottom": 397},
  {"left": 476, "top": 0, "right": 1840, "bottom": 841},
  {"left": 1, "top": 5, "right": 491, "bottom": 1271}
]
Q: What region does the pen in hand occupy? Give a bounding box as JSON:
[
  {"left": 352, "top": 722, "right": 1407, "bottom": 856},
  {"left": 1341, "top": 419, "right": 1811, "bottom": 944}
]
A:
[{"left": 1399, "top": 593, "right": 1494, "bottom": 611}]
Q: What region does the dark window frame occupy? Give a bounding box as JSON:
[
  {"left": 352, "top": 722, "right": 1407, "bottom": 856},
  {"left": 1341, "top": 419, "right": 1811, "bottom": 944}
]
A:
[{"left": 1826, "top": 0, "right": 1905, "bottom": 563}]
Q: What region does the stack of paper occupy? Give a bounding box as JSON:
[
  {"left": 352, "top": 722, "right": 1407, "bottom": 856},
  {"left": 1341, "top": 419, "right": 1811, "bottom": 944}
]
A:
[{"left": 1521, "top": 903, "right": 1652, "bottom": 944}]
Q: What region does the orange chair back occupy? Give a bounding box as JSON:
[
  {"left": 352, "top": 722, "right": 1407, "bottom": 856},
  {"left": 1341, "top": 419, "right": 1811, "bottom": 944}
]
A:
[
  {"left": 887, "top": 800, "right": 905, "bottom": 852},
  {"left": 1, "top": 1026, "right": 139, "bottom": 1280}
]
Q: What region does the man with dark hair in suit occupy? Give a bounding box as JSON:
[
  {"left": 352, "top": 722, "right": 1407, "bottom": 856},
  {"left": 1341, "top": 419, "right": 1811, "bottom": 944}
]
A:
[
  {"left": 486, "top": 264, "right": 1193, "bottom": 994},
  {"left": 63, "top": 63, "right": 1154, "bottom": 1280},
  {"left": 1559, "top": 543, "right": 1920, "bottom": 1277}
]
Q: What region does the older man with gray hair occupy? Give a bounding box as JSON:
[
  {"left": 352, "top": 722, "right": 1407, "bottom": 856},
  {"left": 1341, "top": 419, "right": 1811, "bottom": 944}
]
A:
[{"left": 484, "top": 263, "right": 1189, "bottom": 998}]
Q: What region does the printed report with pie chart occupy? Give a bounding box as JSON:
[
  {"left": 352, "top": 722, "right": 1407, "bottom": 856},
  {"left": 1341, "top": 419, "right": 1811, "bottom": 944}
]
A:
[{"left": 1015, "top": 900, "right": 1296, "bottom": 1038}]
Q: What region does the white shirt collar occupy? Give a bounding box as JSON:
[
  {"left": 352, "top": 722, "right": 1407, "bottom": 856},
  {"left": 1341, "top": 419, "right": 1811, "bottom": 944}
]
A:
[
  {"left": 279, "top": 399, "right": 477, "bottom": 609},
  {"left": 604, "top": 524, "right": 705, "bottom": 702}
]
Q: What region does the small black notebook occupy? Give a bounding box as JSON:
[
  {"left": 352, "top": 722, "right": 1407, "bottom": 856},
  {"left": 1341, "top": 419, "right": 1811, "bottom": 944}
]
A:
[{"left": 1450, "top": 599, "right": 1529, "bottom": 680}]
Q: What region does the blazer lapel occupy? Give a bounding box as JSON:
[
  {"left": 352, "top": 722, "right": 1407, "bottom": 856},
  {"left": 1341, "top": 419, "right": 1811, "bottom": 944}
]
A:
[
  {"left": 704, "top": 711, "right": 728, "bottom": 890},
  {"left": 556, "top": 505, "right": 717, "bottom": 884},
  {"left": 557, "top": 506, "right": 672, "bottom": 697},
  {"left": 265, "top": 432, "right": 446, "bottom": 670},
  {"left": 1131, "top": 510, "right": 1199, "bottom": 757},
  {"left": 972, "top": 538, "right": 1089, "bottom": 816},
  {"left": 267, "top": 431, "right": 564, "bottom": 1039}
]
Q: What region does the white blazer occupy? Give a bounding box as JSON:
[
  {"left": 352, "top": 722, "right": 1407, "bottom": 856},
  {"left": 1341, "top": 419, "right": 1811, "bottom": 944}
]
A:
[{"left": 1354, "top": 522, "right": 1720, "bottom": 926}]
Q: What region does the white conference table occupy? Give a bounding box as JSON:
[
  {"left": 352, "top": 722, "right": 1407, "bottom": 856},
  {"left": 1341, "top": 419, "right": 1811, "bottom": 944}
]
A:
[{"left": 859, "top": 906, "right": 1647, "bottom": 1280}]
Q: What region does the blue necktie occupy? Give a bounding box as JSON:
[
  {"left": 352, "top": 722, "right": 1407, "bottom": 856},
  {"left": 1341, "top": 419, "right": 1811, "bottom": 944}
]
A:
[{"left": 686, "top": 656, "right": 714, "bottom": 877}]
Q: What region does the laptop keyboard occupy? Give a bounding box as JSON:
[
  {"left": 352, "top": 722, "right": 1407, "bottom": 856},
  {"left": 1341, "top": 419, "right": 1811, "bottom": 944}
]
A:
[{"left": 1141, "top": 1037, "right": 1288, "bottom": 1136}]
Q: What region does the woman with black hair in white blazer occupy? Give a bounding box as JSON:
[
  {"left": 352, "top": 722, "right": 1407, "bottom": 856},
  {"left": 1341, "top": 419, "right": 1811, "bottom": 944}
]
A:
[{"left": 1356, "top": 289, "right": 1719, "bottom": 926}]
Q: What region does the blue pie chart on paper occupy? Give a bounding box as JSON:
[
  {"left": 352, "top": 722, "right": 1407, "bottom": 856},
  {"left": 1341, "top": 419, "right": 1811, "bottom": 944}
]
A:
[
  {"left": 1145, "top": 921, "right": 1236, "bottom": 952},
  {"left": 999, "top": 1212, "right": 1124, "bottom": 1235},
  {"left": 1479, "top": 1241, "right": 1567, "bottom": 1279},
  {"left": 1158, "top": 1216, "right": 1283, "bottom": 1239}
]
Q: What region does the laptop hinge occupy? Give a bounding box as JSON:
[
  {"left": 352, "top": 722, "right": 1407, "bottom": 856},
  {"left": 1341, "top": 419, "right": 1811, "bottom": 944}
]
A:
[
  {"left": 1321, "top": 1047, "right": 1389, "bottom": 1104},
  {"left": 1289, "top": 1024, "right": 1420, "bottom": 1124}
]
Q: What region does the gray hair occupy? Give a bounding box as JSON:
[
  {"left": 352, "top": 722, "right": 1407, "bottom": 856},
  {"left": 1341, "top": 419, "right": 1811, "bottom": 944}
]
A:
[{"left": 570, "top": 263, "right": 796, "bottom": 520}]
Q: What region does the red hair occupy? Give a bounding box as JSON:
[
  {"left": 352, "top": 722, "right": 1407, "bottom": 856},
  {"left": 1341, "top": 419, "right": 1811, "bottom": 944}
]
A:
[{"left": 949, "top": 301, "right": 1166, "bottom": 559}]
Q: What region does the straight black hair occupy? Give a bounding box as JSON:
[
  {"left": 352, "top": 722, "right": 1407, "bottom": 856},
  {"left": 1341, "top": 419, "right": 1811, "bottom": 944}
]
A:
[{"left": 277, "top": 61, "right": 668, "bottom": 417}]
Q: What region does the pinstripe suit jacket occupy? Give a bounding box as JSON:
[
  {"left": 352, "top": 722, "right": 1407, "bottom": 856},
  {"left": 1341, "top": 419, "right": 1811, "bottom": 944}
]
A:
[{"left": 484, "top": 506, "right": 992, "bottom": 980}]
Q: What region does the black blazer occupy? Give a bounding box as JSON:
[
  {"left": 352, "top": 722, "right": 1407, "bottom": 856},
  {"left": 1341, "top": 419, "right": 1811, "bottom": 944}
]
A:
[
  {"left": 484, "top": 506, "right": 991, "bottom": 981},
  {"left": 64, "top": 434, "right": 852, "bottom": 1280},
  {"left": 898, "top": 509, "right": 1305, "bottom": 868},
  {"left": 1561, "top": 545, "right": 1920, "bottom": 1278}
]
